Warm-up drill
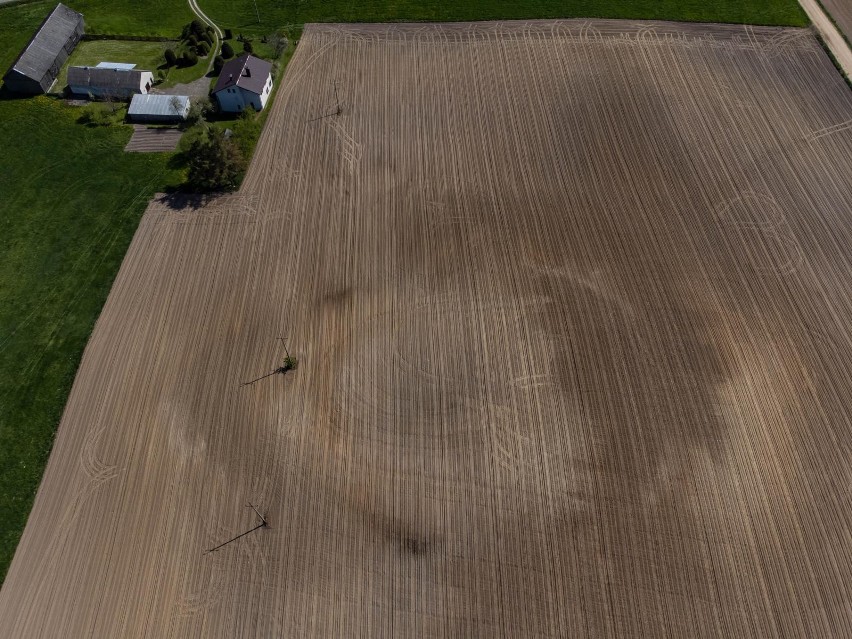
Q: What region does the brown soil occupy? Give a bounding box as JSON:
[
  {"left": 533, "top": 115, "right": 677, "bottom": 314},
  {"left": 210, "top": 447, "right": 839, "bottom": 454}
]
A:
[
  {"left": 3, "top": 19, "right": 852, "bottom": 637},
  {"left": 124, "top": 125, "right": 183, "bottom": 152}
]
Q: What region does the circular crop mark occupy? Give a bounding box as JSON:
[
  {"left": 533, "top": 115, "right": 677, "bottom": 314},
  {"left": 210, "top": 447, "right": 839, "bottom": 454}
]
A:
[{"left": 712, "top": 192, "right": 803, "bottom": 277}]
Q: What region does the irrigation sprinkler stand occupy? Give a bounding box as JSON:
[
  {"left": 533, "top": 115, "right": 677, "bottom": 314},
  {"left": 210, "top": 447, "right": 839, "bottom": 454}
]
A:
[
  {"left": 240, "top": 339, "right": 299, "bottom": 387},
  {"left": 204, "top": 503, "right": 269, "bottom": 555}
]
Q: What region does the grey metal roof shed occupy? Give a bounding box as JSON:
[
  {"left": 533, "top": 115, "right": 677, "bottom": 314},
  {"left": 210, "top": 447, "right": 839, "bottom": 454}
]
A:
[
  {"left": 128, "top": 94, "right": 191, "bottom": 123},
  {"left": 2, "top": 3, "right": 84, "bottom": 94}
]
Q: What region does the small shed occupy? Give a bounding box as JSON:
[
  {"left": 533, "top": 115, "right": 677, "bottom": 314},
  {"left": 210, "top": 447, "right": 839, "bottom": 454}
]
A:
[
  {"left": 212, "top": 54, "right": 273, "bottom": 113},
  {"left": 128, "top": 94, "right": 191, "bottom": 123},
  {"left": 3, "top": 3, "right": 84, "bottom": 94},
  {"left": 68, "top": 66, "right": 154, "bottom": 99}
]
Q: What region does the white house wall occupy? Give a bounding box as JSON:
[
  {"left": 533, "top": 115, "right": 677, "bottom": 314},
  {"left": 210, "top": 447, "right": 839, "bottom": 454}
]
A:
[
  {"left": 138, "top": 72, "right": 154, "bottom": 94},
  {"left": 215, "top": 74, "right": 274, "bottom": 113}
]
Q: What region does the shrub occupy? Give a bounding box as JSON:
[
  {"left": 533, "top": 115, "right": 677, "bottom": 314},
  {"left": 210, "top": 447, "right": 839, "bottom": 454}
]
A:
[
  {"left": 185, "top": 97, "right": 211, "bottom": 126},
  {"left": 221, "top": 42, "right": 234, "bottom": 59},
  {"left": 268, "top": 32, "right": 288, "bottom": 58},
  {"left": 79, "top": 104, "right": 108, "bottom": 126},
  {"left": 191, "top": 19, "right": 205, "bottom": 36},
  {"left": 232, "top": 109, "right": 261, "bottom": 156},
  {"left": 206, "top": 25, "right": 214, "bottom": 36},
  {"left": 164, "top": 48, "right": 177, "bottom": 67},
  {"left": 181, "top": 50, "right": 198, "bottom": 67},
  {"left": 187, "top": 34, "right": 198, "bottom": 47},
  {"left": 203, "top": 32, "right": 214, "bottom": 45},
  {"left": 213, "top": 55, "right": 225, "bottom": 74},
  {"left": 197, "top": 41, "right": 210, "bottom": 56},
  {"left": 243, "top": 41, "right": 253, "bottom": 54}
]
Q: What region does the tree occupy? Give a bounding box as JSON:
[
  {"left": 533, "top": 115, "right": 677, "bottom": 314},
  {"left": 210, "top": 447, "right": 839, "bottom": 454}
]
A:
[
  {"left": 197, "top": 41, "right": 210, "bottom": 56},
  {"left": 181, "top": 50, "right": 198, "bottom": 67},
  {"left": 169, "top": 95, "right": 185, "bottom": 117},
  {"left": 191, "top": 19, "right": 205, "bottom": 36},
  {"left": 164, "top": 48, "right": 177, "bottom": 67},
  {"left": 185, "top": 97, "right": 211, "bottom": 126},
  {"left": 268, "top": 32, "right": 288, "bottom": 58},
  {"left": 243, "top": 41, "right": 253, "bottom": 54},
  {"left": 213, "top": 55, "right": 225, "bottom": 74},
  {"left": 186, "top": 131, "right": 246, "bottom": 192},
  {"left": 221, "top": 42, "right": 234, "bottom": 59},
  {"left": 187, "top": 34, "right": 198, "bottom": 47},
  {"left": 224, "top": 28, "right": 233, "bottom": 40}
]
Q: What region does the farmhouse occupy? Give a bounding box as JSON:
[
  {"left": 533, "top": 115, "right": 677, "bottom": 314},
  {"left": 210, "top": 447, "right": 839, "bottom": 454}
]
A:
[
  {"left": 128, "top": 94, "right": 191, "bottom": 123},
  {"left": 68, "top": 66, "right": 154, "bottom": 99},
  {"left": 2, "top": 3, "right": 84, "bottom": 95},
  {"left": 212, "top": 54, "right": 273, "bottom": 112}
]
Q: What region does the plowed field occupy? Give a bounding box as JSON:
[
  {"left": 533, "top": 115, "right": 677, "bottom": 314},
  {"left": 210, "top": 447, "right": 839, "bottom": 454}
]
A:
[{"left": 3, "top": 20, "right": 852, "bottom": 637}]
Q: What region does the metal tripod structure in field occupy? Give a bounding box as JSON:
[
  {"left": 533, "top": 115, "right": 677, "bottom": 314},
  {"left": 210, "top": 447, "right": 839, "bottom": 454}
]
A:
[
  {"left": 204, "top": 504, "right": 268, "bottom": 555},
  {"left": 241, "top": 338, "right": 298, "bottom": 387}
]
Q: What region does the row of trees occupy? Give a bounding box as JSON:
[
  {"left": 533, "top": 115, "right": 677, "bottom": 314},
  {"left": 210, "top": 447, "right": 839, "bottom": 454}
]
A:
[{"left": 163, "top": 19, "right": 216, "bottom": 68}]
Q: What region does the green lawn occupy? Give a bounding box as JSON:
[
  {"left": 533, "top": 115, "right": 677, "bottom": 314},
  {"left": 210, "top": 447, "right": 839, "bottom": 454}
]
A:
[
  {"left": 54, "top": 0, "right": 811, "bottom": 39},
  {"left": 55, "top": 40, "right": 172, "bottom": 91},
  {"left": 65, "top": 0, "right": 192, "bottom": 36},
  {"left": 203, "top": 0, "right": 808, "bottom": 39},
  {"left": 0, "top": 4, "right": 184, "bottom": 583},
  {"left": 53, "top": 39, "right": 213, "bottom": 92}
]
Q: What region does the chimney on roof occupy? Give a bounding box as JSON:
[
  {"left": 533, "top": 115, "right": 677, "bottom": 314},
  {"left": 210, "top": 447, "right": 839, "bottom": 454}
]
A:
[{"left": 244, "top": 67, "right": 251, "bottom": 77}]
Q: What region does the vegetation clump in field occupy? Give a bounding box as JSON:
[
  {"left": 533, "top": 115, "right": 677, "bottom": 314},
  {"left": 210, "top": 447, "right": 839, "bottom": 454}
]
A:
[
  {"left": 186, "top": 129, "right": 246, "bottom": 192},
  {"left": 78, "top": 99, "right": 124, "bottom": 126}
]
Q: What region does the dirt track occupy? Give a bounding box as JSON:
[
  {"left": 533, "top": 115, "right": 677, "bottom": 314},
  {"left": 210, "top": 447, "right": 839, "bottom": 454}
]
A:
[
  {"left": 819, "top": 0, "right": 852, "bottom": 42},
  {"left": 3, "top": 19, "right": 852, "bottom": 637}
]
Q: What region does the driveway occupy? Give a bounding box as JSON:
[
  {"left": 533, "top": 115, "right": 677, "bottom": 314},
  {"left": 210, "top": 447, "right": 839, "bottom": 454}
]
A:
[{"left": 153, "top": 74, "right": 212, "bottom": 98}]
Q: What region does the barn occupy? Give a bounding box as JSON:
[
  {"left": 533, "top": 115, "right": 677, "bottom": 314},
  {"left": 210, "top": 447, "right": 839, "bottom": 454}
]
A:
[
  {"left": 212, "top": 54, "right": 273, "bottom": 113},
  {"left": 2, "top": 3, "right": 84, "bottom": 95},
  {"left": 67, "top": 66, "right": 154, "bottom": 99},
  {"left": 128, "top": 94, "right": 191, "bottom": 123}
]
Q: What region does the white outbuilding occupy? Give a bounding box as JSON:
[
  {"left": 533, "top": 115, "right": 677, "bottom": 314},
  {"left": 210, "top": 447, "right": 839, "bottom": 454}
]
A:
[
  {"left": 67, "top": 65, "right": 154, "bottom": 99},
  {"left": 212, "top": 53, "right": 273, "bottom": 113}
]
